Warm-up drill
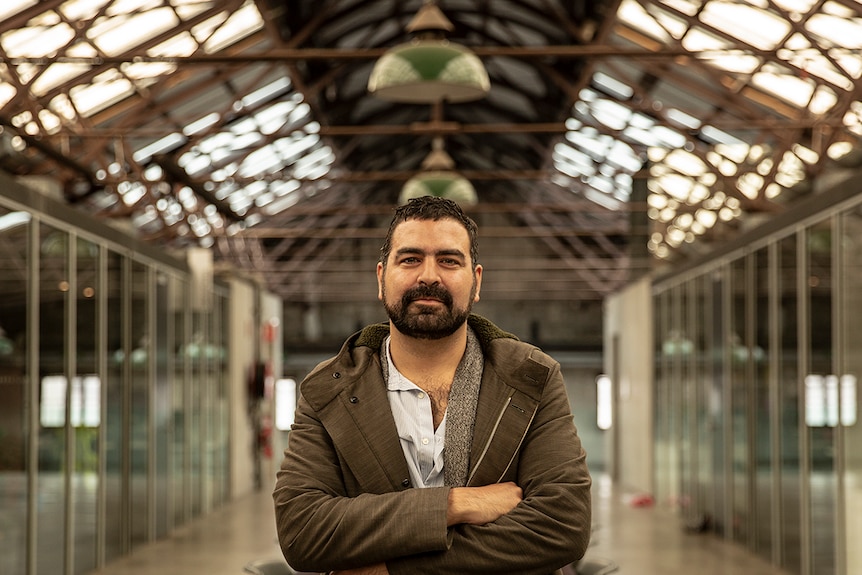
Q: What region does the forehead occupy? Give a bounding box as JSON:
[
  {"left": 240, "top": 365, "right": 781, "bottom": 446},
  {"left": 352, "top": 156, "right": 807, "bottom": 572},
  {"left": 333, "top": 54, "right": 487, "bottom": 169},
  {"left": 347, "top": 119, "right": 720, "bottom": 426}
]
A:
[{"left": 390, "top": 217, "right": 471, "bottom": 251}]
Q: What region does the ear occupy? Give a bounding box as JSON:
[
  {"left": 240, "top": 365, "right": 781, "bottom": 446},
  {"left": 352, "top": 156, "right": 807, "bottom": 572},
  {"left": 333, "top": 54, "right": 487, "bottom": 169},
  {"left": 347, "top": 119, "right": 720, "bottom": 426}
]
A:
[
  {"left": 473, "top": 264, "right": 483, "bottom": 302},
  {"left": 376, "top": 262, "right": 384, "bottom": 301}
]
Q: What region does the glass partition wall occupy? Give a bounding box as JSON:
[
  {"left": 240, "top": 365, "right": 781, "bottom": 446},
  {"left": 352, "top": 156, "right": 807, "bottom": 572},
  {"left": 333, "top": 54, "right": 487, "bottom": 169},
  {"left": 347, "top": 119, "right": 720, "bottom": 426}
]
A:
[
  {"left": 0, "top": 193, "right": 229, "bottom": 575},
  {"left": 654, "top": 195, "right": 862, "bottom": 575}
]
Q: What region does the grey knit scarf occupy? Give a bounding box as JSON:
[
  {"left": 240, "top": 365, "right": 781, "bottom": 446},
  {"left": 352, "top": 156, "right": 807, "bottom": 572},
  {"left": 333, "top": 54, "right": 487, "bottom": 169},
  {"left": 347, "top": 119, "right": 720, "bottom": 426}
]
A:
[{"left": 380, "top": 327, "right": 484, "bottom": 487}]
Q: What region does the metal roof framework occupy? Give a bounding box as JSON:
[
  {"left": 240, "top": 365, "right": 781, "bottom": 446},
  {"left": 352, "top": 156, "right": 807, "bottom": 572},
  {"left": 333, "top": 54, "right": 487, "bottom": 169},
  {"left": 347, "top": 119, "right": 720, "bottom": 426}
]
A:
[{"left": 1, "top": 0, "right": 861, "bottom": 303}]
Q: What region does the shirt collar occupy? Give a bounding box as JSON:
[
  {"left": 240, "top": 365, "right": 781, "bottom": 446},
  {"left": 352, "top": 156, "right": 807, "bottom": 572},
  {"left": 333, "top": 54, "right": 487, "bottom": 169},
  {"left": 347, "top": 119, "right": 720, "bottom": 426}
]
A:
[{"left": 384, "top": 336, "right": 418, "bottom": 392}]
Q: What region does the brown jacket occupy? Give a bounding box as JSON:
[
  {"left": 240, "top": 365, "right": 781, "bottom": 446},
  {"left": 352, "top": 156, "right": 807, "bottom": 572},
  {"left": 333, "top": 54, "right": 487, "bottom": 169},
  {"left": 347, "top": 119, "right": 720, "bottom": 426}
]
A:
[{"left": 273, "top": 315, "right": 591, "bottom": 574}]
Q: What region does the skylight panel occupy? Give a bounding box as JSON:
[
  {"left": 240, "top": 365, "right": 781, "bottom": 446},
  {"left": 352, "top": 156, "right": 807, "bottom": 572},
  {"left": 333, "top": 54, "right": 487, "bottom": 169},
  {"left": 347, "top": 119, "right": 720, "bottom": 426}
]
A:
[
  {"left": 751, "top": 68, "right": 815, "bottom": 108},
  {"left": 60, "top": 0, "right": 110, "bottom": 21},
  {"left": 554, "top": 143, "right": 597, "bottom": 176},
  {"left": 133, "top": 132, "right": 185, "bottom": 163},
  {"left": 702, "top": 52, "right": 761, "bottom": 74},
  {"left": 273, "top": 179, "right": 300, "bottom": 197},
  {"left": 591, "top": 99, "right": 632, "bottom": 131},
  {"left": 622, "top": 126, "right": 663, "bottom": 147},
  {"left": 593, "top": 72, "right": 634, "bottom": 100},
  {"left": 618, "top": 0, "right": 673, "bottom": 42},
  {"left": 253, "top": 102, "right": 298, "bottom": 134},
  {"left": 699, "top": 125, "right": 745, "bottom": 146},
  {"left": 31, "top": 64, "right": 90, "bottom": 97},
  {"left": 242, "top": 78, "right": 293, "bottom": 109},
  {"left": 652, "top": 125, "right": 688, "bottom": 148},
  {"left": 173, "top": 0, "right": 213, "bottom": 20},
  {"left": 274, "top": 134, "right": 319, "bottom": 162},
  {"left": 0, "top": 0, "right": 37, "bottom": 22},
  {"left": 178, "top": 154, "right": 214, "bottom": 176},
  {"left": 1, "top": 22, "right": 75, "bottom": 58},
  {"left": 772, "top": 0, "right": 819, "bottom": 14},
  {"left": 582, "top": 187, "right": 624, "bottom": 210},
  {"left": 69, "top": 71, "right": 134, "bottom": 116},
  {"left": 653, "top": 11, "right": 689, "bottom": 40},
  {"left": 89, "top": 8, "right": 180, "bottom": 56},
  {"left": 37, "top": 109, "right": 62, "bottom": 134},
  {"left": 0, "top": 84, "right": 17, "bottom": 109},
  {"left": 680, "top": 27, "right": 733, "bottom": 52},
  {"left": 148, "top": 32, "right": 199, "bottom": 57},
  {"left": 606, "top": 141, "right": 642, "bottom": 172},
  {"left": 229, "top": 132, "right": 264, "bottom": 155},
  {"left": 806, "top": 12, "right": 862, "bottom": 49},
  {"left": 809, "top": 86, "right": 838, "bottom": 115},
  {"left": 292, "top": 147, "right": 334, "bottom": 179},
  {"left": 122, "top": 62, "right": 178, "bottom": 82},
  {"left": 183, "top": 113, "right": 220, "bottom": 136},
  {"left": 202, "top": 4, "right": 263, "bottom": 54},
  {"left": 664, "top": 149, "right": 707, "bottom": 177},
  {"left": 238, "top": 146, "right": 281, "bottom": 178},
  {"left": 263, "top": 188, "right": 301, "bottom": 215},
  {"left": 700, "top": 2, "right": 791, "bottom": 51},
  {"left": 661, "top": 0, "right": 701, "bottom": 17},
  {"left": 782, "top": 51, "right": 853, "bottom": 92}
]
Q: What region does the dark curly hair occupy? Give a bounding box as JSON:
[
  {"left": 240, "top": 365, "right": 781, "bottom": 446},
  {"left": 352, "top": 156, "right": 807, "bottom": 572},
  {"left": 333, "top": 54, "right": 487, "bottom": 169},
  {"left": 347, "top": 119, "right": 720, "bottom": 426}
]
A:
[{"left": 379, "top": 196, "right": 479, "bottom": 269}]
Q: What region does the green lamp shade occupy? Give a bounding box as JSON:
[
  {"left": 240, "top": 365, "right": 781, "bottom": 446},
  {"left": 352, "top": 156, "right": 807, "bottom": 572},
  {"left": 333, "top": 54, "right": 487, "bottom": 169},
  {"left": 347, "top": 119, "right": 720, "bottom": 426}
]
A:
[
  {"left": 399, "top": 171, "right": 478, "bottom": 205},
  {"left": 368, "top": 40, "right": 490, "bottom": 103}
]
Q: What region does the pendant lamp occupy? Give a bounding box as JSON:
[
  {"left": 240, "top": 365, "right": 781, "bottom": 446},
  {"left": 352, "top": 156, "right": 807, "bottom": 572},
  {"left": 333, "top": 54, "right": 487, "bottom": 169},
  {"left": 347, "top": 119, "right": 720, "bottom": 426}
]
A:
[
  {"left": 368, "top": 2, "right": 489, "bottom": 104},
  {"left": 399, "top": 137, "right": 477, "bottom": 206}
]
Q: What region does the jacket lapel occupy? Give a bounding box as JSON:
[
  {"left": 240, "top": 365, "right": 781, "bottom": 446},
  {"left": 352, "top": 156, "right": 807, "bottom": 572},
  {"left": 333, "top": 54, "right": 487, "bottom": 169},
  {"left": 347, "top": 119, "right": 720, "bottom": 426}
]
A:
[
  {"left": 315, "top": 359, "right": 412, "bottom": 494},
  {"left": 467, "top": 354, "right": 548, "bottom": 486}
]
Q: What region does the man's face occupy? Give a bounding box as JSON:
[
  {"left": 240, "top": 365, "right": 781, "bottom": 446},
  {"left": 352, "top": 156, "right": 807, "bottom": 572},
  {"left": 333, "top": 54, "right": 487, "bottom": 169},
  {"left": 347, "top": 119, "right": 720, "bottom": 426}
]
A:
[{"left": 377, "top": 218, "right": 482, "bottom": 340}]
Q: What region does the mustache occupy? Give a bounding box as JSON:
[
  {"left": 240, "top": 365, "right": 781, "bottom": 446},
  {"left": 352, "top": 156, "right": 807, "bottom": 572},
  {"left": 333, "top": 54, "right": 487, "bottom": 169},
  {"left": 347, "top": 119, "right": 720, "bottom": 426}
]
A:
[{"left": 402, "top": 284, "right": 453, "bottom": 307}]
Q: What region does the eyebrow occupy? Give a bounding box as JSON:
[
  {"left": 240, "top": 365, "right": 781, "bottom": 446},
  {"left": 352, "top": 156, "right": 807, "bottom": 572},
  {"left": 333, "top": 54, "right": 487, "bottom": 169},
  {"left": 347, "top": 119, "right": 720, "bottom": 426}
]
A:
[{"left": 394, "top": 247, "right": 466, "bottom": 259}]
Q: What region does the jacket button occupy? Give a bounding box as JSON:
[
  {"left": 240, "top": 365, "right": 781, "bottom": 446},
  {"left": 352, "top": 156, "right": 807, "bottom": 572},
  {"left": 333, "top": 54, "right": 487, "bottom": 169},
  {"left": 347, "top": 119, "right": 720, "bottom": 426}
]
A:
[
  {"left": 332, "top": 372, "right": 341, "bottom": 379},
  {"left": 349, "top": 396, "right": 359, "bottom": 404},
  {"left": 401, "top": 479, "right": 410, "bottom": 487}
]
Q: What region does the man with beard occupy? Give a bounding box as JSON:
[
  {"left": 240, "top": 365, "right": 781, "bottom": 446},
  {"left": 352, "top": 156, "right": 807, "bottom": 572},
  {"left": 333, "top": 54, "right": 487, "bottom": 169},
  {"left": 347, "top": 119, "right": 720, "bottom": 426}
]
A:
[{"left": 273, "top": 196, "right": 591, "bottom": 575}]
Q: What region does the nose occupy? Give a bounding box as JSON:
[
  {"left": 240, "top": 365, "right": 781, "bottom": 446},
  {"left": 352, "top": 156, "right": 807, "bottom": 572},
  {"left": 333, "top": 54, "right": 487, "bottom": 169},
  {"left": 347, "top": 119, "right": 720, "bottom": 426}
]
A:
[{"left": 417, "top": 259, "right": 441, "bottom": 286}]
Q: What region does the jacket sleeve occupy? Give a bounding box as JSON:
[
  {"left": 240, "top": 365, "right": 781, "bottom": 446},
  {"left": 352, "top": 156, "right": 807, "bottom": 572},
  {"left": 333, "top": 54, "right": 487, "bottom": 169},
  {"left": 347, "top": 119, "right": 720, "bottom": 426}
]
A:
[
  {"left": 272, "top": 391, "right": 454, "bottom": 573},
  {"left": 386, "top": 360, "right": 592, "bottom": 575}
]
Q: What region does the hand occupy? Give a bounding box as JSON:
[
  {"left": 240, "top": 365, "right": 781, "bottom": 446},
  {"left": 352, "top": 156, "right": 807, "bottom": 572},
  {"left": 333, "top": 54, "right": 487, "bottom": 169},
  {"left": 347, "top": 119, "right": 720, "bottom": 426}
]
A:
[
  {"left": 447, "top": 481, "right": 523, "bottom": 526},
  {"left": 331, "top": 563, "right": 389, "bottom": 575}
]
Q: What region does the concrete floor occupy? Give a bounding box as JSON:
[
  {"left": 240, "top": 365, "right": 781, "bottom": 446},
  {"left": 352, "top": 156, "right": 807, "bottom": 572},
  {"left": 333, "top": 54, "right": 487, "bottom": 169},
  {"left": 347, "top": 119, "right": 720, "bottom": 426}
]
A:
[{"left": 88, "top": 474, "right": 792, "bottom": 575}]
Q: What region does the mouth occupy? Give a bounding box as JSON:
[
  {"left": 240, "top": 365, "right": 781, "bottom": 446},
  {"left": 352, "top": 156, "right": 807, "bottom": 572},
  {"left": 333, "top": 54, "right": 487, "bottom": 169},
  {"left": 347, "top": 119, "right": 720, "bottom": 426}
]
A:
[{"left": 410, "top": 297, "right": 442, "bottom": 305}]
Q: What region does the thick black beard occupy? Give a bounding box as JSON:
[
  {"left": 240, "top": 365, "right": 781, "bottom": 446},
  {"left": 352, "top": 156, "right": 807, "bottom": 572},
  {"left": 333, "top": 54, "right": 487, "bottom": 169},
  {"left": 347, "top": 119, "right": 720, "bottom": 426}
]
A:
[{"left": 382, "top": 283, "right": 473, "bottom": 340}]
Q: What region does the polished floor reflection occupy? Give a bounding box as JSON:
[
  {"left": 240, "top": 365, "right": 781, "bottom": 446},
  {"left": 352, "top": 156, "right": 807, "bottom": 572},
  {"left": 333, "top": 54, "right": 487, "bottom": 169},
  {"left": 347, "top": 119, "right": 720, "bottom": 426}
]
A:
[{"left": 86, "top": 474, "right": 792, "bottom": 575}]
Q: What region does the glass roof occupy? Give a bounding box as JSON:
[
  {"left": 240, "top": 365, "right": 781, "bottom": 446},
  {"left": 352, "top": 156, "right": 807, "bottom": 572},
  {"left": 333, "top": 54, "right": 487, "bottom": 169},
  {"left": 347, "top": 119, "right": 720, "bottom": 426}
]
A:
[
  {"left": 0, "top": 0, "right": 334, "bottom": 247},
  {"left": 1, "top": 0, "right": 861, "bottom": 260},
  {"left": 551, "top": 0, "right": 862, "bottom": 258}
]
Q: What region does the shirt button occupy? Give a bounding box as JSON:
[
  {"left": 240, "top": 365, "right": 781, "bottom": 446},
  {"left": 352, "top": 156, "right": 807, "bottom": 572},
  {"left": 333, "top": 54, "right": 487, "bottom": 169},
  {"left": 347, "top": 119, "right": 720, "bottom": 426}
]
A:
[
  {"left": 421, "top": 437, "right": 429, "bottom": 445},
  {"left": 401, "top": 479, "right": 410, "bottom": 487},
  {"left": 417, "top": 392, "right": 425, "bottom": 399}
]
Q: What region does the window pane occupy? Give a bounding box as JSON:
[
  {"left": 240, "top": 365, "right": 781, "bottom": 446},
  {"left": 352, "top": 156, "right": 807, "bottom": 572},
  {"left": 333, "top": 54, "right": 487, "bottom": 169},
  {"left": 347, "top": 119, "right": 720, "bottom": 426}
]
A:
[
  {"left": 130, "top": 261, "right": 149, "bottom": 548},
  {"left": 778, "top": 233, "right": 801, "bottom": 573},
  {"left": 807, "top": 221, "right": 836, "bottom": 575},
  {"left": 841, "top": 209, "right": 862, "bottom": 575},
  {"left": 0, "top": 206, "right": 30, "bottom": 575},
  {"left": 105, "top": 250, "right": 124, "bottom": 562},
  {"left": 37, "top": 225, "right": 69, "bottom": 575},
  {"left": 753, "top": 247, "right": 772, "bottom": 560},
  {"left": 73, "top": 237, "right": 100, "bottom": 574}
]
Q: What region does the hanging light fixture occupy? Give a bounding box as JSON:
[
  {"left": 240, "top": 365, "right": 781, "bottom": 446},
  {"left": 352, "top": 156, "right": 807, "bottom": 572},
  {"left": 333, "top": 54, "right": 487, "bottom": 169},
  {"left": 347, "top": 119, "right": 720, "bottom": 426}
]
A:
[
  {"left": 368, "top": 2, "right": 490, "bottom": 104},
  {"left": 399, "top": 137, "right": 477, "bottom": 206}
]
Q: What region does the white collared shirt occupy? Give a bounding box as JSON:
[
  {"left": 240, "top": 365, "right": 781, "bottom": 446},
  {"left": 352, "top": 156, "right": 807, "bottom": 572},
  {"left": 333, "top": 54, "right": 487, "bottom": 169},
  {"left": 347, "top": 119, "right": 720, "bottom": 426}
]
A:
[{"left": 385, "top": 337, "right": 446, "bottom": 488}]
